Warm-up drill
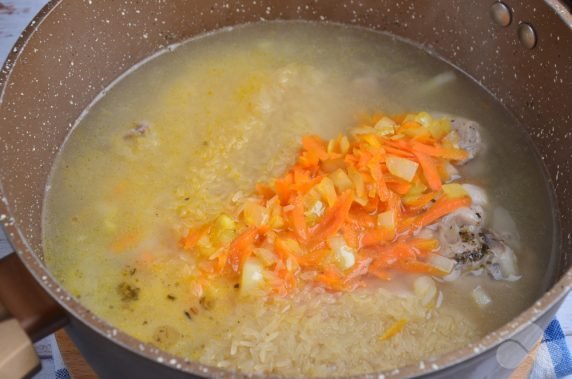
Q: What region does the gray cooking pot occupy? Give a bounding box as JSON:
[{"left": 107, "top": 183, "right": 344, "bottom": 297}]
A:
[{"left": 0, "top": 1, "right": 571, "bottom": 378}]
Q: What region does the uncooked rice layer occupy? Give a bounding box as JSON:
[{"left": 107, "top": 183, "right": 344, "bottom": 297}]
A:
[{"left": 197, "top": 287, "right": 478, "bottom": 377}]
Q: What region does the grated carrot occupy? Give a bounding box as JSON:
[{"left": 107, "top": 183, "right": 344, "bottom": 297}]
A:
[
  {"left": 178, "top": 111, "right": 474, "bottom": 295},
  {"left": 307, "top": 190, "right": 354, "bottom": 246},
  {"left": 414, "top": 196, "right": 471, "bottom": 229},
  {"left": 227, "top": 227, "right": 259, "bottom": 272},
  {"left": 413, "top": 151, "right": 442, "bottom": 191},
  {"left": 379, "top": 319, "right": 408, "bottom": 341}
]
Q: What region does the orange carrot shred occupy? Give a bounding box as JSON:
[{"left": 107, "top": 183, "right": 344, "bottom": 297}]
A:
[
  {"left": 227, "top": 227, "right": 258, "bottom": 273},
  {"left": 387, "top": 180, "right": 413, "bottom": 195},
  {"left": 275, "top": 173, "right": 294, "bottom": 205},
  {"left": 342, "top": 225, "right": 360, "bottom": 249},
  {"left": 360, "top": 228, "right": 396, "bottom": 248},
  {"left": 301, "top": 135, "right": 329, "bottom": 160},
  {"left": 316, "top": 267, "right": 347, "bottom": 291},
  {"left": 414, "top": 196, "right": 471, "bottom": 229},
  {"left": 369, "top": 163, "right": 390, "bottom": 201},
  {"left": 307, "top": 190, "right": 354, "bottom": 246},
  {"left": 411, "top": 141, "right": 469, "bottom": 161},
  {"left": 256, "top": 183, "right": 275, "bottom": 200},
  {"left": 413, "top": 151, "right": 442, "bottom": 191},
  {"left": 404, "top": 192, "right": 438, "bottom": 211},
  {"left": 290, "top": 196, "right": 308, "bottom": 241}
]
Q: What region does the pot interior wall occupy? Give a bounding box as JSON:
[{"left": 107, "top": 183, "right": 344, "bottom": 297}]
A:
[{"left": 0, "top": 0, "right": 570, "bottom": 282}]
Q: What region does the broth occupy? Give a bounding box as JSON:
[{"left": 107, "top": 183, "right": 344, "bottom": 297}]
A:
[{"left": 43, "top": 21, "right": 556, "bottom": 376}]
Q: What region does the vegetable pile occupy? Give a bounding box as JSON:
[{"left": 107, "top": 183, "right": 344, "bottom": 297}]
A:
[{"left": 180, "top": 112, "right": 474, "bottom": 296}]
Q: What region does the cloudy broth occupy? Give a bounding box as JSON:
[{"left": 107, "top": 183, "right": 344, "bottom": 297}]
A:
[{"left": 43, "top": 21, "right": 556, "bottom": 376}]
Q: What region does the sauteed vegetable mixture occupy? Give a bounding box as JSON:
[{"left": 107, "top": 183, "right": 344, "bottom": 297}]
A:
[{"left": 181, "top": 112, "right": 517, "bottom": 299}]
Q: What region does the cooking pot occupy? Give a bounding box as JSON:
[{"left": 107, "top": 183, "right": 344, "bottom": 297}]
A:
[{"left": 0, "top": 1, "right": 571, "bottom": 378}]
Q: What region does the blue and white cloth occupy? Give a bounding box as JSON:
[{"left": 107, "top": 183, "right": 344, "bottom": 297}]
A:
[
  {"left": 530, "top": 294, "right": 572, "bottom": 378},
  {"left": 33, "top": 336, "right": 71, "bottom": 379}
]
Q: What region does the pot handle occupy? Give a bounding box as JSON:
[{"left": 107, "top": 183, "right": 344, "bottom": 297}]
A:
[{"left": 0, "top": 253, "right": 68, "bottom": 379}]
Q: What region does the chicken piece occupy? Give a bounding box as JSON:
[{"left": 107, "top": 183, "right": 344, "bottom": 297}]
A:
[
  {"left": 450, "top": 117, "right": 482, "bottom": 163},
  {"left": 435, "top": 205, "right": 520, "bottom": 281},
  {"left": 483, "top": 233, "right": 520, "bottom": 280},
  {"left": 437, "top": 205, "right": 485, "bottom": 261},
  {"left": 431, "top": 113, "right": 482, "bottom": 164}
]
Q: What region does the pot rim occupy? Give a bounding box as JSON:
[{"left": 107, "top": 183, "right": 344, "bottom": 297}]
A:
[{"left": 1, "top": 1, "right": 571, "bottom": 378}]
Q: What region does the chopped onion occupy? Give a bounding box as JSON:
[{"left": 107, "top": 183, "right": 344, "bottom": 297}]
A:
[
  {"left": 373, "top": 117, "right": 397, "bottom": 135},
  {"left": 413, "top": 276, "right": 435, "bottom": 296},
  {"left": 386, "top": 156, "right": 419, "bottom": 182},
  {"left": 316, "top": 177, "right": 337, "bottom": 207},
  {"left": 351, "top": 117, "right": 396, "bottom": 137},
  {"left": 413, "top": 276, "right": 438, "bottom": 307},
  {"left": 442, "top": 183, "right": 468, "bottom": 199},
  {"left": 442, "top": 162, "right": 460, "bottom": 182},
  {"left": 413, "top": 112, "right": 432, "bottom": 127},
  {"left": 347, "top": 167, "right": 367, "bottom": 206},
  {"left": 421, "top": 286, "right": 438, "bottom": 308},
  {"left": 243, "top": 202, "right": 268, "bottom": 227},
  {"left": 328, "top": 235, "right": 356, "bottom": 270},
  {"left": 497, "top": 249, "right": 519, "bottom": 278},
  {"left": 306, "top": 200, "right": 325, "bottom": 218},
  {"left": 427, "top": 118, "right": 452, "bottom": 140},
  {"left": 338, "top": 246, "right": 356, "bottom": 270},
  {"left": 329, "top": 169, "right": 353, "bottom": 193},
  {"left": 214, "top": 214, "right": 236, "bottom": 230},
  {"left": 212, "top": 214, "right": 237, "bottom": 244},
  {"left": 377, "top": 210, "right": 396, "bottom": 229},
  {"left": 241, "top": 258, "right": 265, "bottom": 296},
  {"left": 254, "top": 247, "right": 277, "bottom": 266},
  {"left": 471, "top": 285, "right": 492, "bottom": 307},
  {"left": 427, "top": 253, "right": 456, "bottom": 274}
]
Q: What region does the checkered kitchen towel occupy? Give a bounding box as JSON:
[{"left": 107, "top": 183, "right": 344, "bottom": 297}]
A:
[
  {"left": 33, "top": 335, "right": 70, "bottom": 379},
  {"left": 530, "top": 294, "right": 572, "bottom": 378}
]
